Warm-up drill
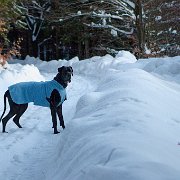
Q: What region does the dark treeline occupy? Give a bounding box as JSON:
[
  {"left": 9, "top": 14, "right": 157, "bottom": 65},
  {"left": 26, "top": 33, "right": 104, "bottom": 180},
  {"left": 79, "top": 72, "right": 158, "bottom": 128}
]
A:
[{"left": 0, "top": 0, "right": 180, "bottom": 62}]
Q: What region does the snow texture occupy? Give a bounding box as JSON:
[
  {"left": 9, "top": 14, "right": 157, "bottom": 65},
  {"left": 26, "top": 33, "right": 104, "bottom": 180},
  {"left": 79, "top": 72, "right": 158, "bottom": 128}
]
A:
[{"left": 0, "top": 51, "right": 180, "bottom": 180}]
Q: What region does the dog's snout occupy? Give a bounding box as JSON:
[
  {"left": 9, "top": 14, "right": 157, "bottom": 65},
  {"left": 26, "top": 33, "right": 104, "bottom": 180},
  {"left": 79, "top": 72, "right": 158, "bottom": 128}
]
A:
[{"left": 65, "top": 72, "right": 72, "bottom": 82}]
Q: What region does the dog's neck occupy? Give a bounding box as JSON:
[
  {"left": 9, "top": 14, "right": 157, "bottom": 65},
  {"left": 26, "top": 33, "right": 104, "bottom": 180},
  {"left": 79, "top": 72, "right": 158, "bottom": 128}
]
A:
[{"left": 54, "top": 78, "right": 67, "bottom": 88}]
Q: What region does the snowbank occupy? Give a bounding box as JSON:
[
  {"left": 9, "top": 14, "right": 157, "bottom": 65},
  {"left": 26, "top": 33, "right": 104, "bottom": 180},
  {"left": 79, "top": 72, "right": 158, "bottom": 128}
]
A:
[
  {"left": 0, "top": 64, "right": 44, "bottom": 108},
  {"left": 47, "top": 58, "right": 180, "bottom": 180},
  {"left": 0, "top": 51, "right": 180, "bottom": 180}
]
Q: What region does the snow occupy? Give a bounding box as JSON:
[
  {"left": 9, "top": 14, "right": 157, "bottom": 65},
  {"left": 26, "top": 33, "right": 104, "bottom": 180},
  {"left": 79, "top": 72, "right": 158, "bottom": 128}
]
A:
[
  {"left": 111, "top": 29, "right": 118, "bottom": 37},
  {"left": 0, "top": 52, "right": 180, "bottom": 180},
  {"left": 155, "top": 16, "right": 162, "bottom": 21},
  {"left": 77, "top": 11, "right": 81, "bottom": 15}
]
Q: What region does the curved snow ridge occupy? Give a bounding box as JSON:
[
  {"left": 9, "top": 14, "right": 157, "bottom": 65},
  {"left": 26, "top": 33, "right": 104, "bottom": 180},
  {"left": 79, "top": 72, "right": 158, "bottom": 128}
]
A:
[
  {"left": 72, "top": 53, "right": 137, "bottom": 78},
  {"left": 21, "top": 51, "right": 137, "bottom": 76},
  {"left": 48, "top": 68, "right": 180, "bottom": 180},
  {"left": 141, "top": 56, "right": 180, "bottom": 83},
  {"left": 11, "top": 52, "right": 180, "bottom": 84},
  {"left": 75, "top": 68, "right": 180, "bottom": 118},
  {"left": 142, "top": 56, "right": 180, "bottom": 74},
  {"left": 0, "top": 63, "right": 44, "bottom": 87},
  {"left": 0, "top": 64, "right": 44, "bottom": 110}
]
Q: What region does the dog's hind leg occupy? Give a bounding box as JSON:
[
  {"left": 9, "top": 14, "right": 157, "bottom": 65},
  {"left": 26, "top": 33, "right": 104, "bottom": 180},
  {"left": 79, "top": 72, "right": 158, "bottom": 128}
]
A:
[
  {"left": 2, "top": 110, "right": 16, "bottom": 133},
  {"left": 50, "top": 107, "right": 60, "bottom": 134},
  {"left": 0, "top": 90, "right": 9, "bottom": 122},
  {"left": 13, "top": 104, "right": 28, "bottom": 128}
]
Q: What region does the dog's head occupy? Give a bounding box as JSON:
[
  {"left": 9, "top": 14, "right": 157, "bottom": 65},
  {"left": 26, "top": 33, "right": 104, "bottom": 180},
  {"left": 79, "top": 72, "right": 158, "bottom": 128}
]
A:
[{"left": 54, "top": 66, "right": 73, "bottom": 88}]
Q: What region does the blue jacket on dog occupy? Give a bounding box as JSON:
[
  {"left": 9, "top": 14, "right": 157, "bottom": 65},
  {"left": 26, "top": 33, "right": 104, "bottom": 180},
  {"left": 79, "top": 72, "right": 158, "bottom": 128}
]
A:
[{"left": 8, "top": 80, "right": 66, "bottom": 107}]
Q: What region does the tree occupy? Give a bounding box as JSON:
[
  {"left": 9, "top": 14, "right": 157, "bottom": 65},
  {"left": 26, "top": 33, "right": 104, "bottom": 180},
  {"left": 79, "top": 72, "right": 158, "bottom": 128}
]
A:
[
  {"left": 134, "top": 0, "right": 145, "bottom": 54},
  {"left": 10, "top": 0, "right": 179, "bottom": 60},
  {"left": 48, "top": 0, "right": 136, "bottom": 58},
  {"left": 0, "top": 0, "right": 21, "bottom": 66},
  {"left": 13, "top": 0, "right": 51, "bottom": 57},
  {"left": 0, "top": 0, "right": 16, "bottom": 46},
  {"left": 144, "top": 0, "right": 180, "bottom": 56},
  {"left": 14, "top": 0, "right": 51, "bottom": 42}
]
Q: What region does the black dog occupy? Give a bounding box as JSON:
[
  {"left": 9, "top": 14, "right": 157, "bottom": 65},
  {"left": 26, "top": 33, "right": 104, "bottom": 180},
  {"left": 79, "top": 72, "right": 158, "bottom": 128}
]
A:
[{"left": 0, "top": 66, "right": 73, "bottom": 134}]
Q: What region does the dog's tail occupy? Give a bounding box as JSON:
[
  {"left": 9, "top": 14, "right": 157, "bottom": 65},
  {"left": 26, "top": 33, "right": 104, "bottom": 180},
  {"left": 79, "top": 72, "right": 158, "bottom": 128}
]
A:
[{"left": 0, "top": 90, "right": 8, "bottom": 122}]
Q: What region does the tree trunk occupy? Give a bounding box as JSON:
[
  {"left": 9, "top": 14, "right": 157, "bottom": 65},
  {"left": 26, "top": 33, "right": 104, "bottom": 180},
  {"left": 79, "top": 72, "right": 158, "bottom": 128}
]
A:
[
  {"left": 135, "top": 0, "right": 145, "bottom": 54},
  {"left": 78, "top": 37, "right": 82, "bottom": 59},
  {"left": 84, "top": 38, "right": 89, "bottom": 58},
  {"left": 32, "top": 40, "right": 38, "bottom": 57}
]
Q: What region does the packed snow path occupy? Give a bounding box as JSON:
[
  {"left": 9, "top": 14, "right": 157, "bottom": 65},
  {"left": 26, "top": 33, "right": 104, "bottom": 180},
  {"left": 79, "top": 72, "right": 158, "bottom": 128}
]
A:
[
  {"left": 0, "top": 52, "right": 180, "bottom": 180},
  {"left": 0, "top": 72, "right": 96, "bottom": 180}
]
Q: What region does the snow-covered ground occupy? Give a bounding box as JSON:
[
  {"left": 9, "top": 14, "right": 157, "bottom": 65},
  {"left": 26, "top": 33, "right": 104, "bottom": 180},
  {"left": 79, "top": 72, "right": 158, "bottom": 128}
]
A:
[{"left": 0, "top": 51, "right": 180, "bottom": 180}]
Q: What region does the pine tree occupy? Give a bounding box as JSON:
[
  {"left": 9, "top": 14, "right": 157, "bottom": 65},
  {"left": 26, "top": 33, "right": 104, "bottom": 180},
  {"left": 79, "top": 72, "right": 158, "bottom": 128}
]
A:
[
  {"left": 0, "top": 0, "right": 21, "bottom": 66},
  {"left": 49, "top": 0, "right": 136, "bottom": 58},
  {"left": 144, "top": 0, "right": 180, "bottom": 56}
]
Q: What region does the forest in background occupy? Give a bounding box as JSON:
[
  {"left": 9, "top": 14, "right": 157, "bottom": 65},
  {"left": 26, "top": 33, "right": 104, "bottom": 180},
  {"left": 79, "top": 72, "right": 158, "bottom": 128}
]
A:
[{"left": 0, "top": 0, "right": 179, "bottom": 63}]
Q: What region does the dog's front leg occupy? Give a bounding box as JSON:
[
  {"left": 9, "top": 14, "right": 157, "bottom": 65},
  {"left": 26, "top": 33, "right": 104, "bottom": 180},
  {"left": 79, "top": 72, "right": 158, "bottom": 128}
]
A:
[
  {"left": 50, "top": 106, "right": 60, "bottom": 134},
  {"left": 57, "top": 105, "right": 65, "bottom": 129}
]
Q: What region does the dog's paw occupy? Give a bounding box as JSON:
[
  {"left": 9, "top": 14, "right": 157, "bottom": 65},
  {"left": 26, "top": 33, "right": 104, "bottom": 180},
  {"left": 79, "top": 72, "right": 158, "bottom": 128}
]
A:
[
  {"left": 54, "top": 130, "right": 60, "bottom": 134},
  {"left": 2, "top": 131, "right": 8, "bottom": 133},
  {"left": 60, "top": 123, "right": 65, "bottom": 129}
]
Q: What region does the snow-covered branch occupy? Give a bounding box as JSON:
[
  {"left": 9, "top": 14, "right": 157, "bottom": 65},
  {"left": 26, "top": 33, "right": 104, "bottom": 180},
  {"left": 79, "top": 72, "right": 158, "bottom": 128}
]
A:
[
  {"left": 14, "top": 0, "right": 51, "bottom": 41},
  {"left": 84, "top": 22, "right": 134, "bottom": 35}
]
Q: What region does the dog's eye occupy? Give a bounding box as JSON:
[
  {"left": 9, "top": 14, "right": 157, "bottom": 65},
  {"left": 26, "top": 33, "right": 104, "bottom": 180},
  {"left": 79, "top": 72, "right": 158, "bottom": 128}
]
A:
[{"left": 66, "top": 70, "right": 71, "bottom": 74}]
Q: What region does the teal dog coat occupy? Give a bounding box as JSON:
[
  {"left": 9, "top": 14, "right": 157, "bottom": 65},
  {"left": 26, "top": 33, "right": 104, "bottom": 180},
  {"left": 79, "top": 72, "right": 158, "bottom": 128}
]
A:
[{"left": 8, "top": 80, "right": 66, "bottom": 107}]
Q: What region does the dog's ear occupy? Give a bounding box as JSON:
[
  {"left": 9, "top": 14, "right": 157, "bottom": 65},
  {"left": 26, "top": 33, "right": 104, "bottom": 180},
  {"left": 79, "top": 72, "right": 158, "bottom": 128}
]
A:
[
  {"left": 69, "top": 66, "right": 73, "bottom": 76},
  {"left": 58, "top": 66, "right": 65, "bottom": 75}
]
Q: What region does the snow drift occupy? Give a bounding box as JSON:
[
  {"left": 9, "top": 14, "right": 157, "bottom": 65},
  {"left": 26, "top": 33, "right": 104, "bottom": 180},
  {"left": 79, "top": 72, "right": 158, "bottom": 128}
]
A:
[{"left": 0, "top": 52, "right": 180, "bottom": 180}]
